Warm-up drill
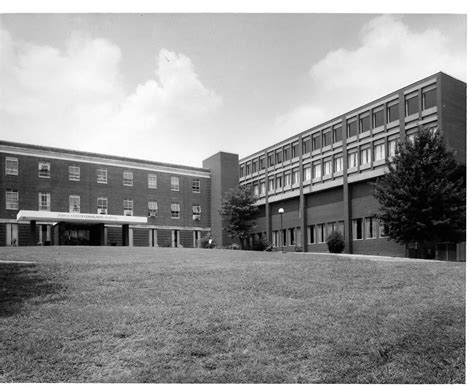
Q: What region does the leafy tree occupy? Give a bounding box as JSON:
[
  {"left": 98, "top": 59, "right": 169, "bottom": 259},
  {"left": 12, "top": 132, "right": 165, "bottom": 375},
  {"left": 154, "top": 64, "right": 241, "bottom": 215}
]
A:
[
  {"left": 373, "top": 127, "right": 465, "bottom": 257},
  {"left": 220, "top": 185, "right": 260, "bottom": 249}
]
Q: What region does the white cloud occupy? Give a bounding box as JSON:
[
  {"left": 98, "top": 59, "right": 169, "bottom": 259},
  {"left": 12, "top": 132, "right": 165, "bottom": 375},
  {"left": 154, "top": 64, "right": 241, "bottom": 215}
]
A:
[
  {"left": 273, "top": 14, "right": 466, "bottom": 138},
  {"left": 0, "top": 29, "right": 222, "bottom": 166}
]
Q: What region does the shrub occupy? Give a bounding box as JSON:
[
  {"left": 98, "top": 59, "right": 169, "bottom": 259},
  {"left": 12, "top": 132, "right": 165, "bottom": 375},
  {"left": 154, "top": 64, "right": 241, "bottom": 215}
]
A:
[
  {"left": 327, "top": 231, "right": 345, "bottom": 253},
  {"left": 250, "top": 238, "right": 271, "bottom": 251},
  {"left": 200, "top": 235, "right": 217, "bottom": 249}
]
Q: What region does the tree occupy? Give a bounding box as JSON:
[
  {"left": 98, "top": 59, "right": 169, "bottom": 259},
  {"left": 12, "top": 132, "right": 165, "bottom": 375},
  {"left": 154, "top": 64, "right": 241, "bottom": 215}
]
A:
[
  {"left": 220, "top": 185, "right": 260, "bottom": 249},
  {"left": 373, "top": 127, "right": 465, "bottom": 258}
]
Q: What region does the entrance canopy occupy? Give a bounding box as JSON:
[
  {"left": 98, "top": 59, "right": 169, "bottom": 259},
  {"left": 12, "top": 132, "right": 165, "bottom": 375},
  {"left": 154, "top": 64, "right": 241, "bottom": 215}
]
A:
[{"left": 16, "top": 210, "right": 148, "bottom": 225}]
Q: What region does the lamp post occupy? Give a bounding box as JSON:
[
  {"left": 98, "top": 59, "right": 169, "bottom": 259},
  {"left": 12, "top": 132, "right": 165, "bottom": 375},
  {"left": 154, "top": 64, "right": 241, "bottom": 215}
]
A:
[{"left": 278, "top": 208, "right": 285, "bottom": 253}]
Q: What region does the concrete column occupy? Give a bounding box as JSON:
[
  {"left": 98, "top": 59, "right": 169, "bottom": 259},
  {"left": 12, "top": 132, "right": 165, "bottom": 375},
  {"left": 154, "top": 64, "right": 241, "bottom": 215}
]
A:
[
  {"left": 98, "top": 223, "right": 106, "bottom": 246},
  {"left": 29, "top": 220, "right": 37, "bottom": 246},
  {"left": 122, "top": 224, "right": 130, "bottom": 246}
]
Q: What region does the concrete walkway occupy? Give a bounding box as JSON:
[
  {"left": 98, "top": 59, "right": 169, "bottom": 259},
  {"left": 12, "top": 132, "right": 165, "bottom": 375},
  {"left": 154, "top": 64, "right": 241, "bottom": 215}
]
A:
[
  {"left": 297, "top": 252, "right": 447, "bottom": 263},
  {"left": 0, "top": 260, "right": 36, "bottom": 264}
]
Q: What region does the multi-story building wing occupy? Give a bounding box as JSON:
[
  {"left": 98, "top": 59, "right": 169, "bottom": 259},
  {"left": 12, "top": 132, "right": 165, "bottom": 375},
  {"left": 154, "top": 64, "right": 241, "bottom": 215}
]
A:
[
  {"left": 0, "top": 141, "right": 238, "bottom": 247},
  {"left": 239, "top": 72, "right": 466, "bottom": 257}
]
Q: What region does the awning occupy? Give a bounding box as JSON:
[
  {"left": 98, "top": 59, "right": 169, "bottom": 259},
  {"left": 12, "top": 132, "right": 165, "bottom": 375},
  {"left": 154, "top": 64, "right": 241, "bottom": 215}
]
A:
[{"left": 16, "top": 210, "right": 148, "bottom": 225}]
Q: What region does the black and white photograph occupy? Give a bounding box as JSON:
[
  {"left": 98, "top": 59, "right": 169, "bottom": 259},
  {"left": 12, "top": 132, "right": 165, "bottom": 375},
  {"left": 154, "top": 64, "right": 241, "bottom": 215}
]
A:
[{"left": 0, "top": 1, "right": 468, "bottom": 384}]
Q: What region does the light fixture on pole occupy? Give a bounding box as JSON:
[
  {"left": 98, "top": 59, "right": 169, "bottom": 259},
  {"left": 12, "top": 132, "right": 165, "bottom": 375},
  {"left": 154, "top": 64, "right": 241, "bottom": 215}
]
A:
[{"left": 278, "top": 208, "right": 285, "bottom": 253}]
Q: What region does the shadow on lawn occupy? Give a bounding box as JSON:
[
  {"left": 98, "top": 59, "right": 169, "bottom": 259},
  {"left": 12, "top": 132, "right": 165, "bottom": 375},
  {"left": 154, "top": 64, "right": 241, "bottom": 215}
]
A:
[{"left": 0, "top": 263, "right": 66, "bottom": 317}]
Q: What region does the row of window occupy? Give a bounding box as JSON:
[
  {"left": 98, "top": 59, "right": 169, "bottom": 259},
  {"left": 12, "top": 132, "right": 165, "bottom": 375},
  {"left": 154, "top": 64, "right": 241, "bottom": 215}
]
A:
[
  {"left": 240, "top": 85, "right": 436, "bottom": 177},
  {"left": 250, "top": 138, "right": 398, "bottom": 196},
  {"left": 4, "top": 158, "right": 201, "bottom": 193},
  {"left": 269, "top": 217, "right": 385, "bottom": 247},
  {"left": 5, "top": 190, "right": 202, "bottom": 220}
]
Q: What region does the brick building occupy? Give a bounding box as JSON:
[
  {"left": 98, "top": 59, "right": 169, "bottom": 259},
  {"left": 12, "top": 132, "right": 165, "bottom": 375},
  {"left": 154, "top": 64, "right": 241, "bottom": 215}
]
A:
[
  {"left": 238, "top": 72, "right": 466, "bottom": 258},
  {"left": 0, "top": 72, "right": 466, "bottom": 257},
  {"left": 0, "top": 142, "right": 238, "bottom": 247}
]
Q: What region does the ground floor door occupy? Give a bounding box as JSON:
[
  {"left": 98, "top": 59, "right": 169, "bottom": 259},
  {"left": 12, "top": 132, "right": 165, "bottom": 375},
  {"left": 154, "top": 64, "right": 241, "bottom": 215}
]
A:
[
  {"left": 39, "top": 224, "right": 52, "bottom": 245},
  {"left": 6, "top": 223, "right": 18, "bottom": 246},
  {"left": 193, "top": 230, "right": 201, "bottom": 248},
  {"left": 149, "top": 229, "right": 159, "bottom": 247},
  {"left": 171, "top": 230, "right": 180, "bottom": 247}
]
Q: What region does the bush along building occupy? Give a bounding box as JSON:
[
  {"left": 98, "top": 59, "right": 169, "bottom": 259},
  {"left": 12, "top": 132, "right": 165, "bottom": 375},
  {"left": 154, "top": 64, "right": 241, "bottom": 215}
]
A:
[
  {"left": 238, "top": 72, "right": 466, "bottom": 260},
  {"left": 0, "top": 141, "right": 239, "bottom": 248}
]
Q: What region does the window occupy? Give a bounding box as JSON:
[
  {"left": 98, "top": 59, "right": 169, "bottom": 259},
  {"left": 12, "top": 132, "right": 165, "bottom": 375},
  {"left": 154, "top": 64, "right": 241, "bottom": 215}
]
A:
[
  {"left": 334, "top": 155, "right": 343, "bottom": 173},
  {"left": 246, "top": 162, "right": 251, "bottom": 175},
  {"left": 323, "top": 159, "right": 332, "bottom": 176},
  {"left": 39, "top": 192, "right": 51, "bottom": 211},
  {"left": 308, "top": 225, "right": 316, "bottom": 244},
  {"left": 327, "top": 222, "right": 337, "bottom": 236},
  {"left": 322, "top": 129, "right": 332, "bottom": 147},
  {"left": 405, "top": 93, "right": 419, "bottom": 116},
  {"left": 272, "top": 230, "right": 279, "bottom": 247},
  {"left": 303, "top": 165, "right": 311, "bottom": 181},
  {"left": 284, "top": 171, "right": 291, "bottom": 187},
  {"left": 365, "top": 217, "right": 376, "bottom": 239},
  {"left": 252, "top": 159, "right": 258, "bottom": 173},
  {"left": 268, "top": 152, "right": 275, "bottom": 167},
  {"left": 379, "top": 219, "right": 387, "bottom": 238},
  {"left": 388, "top": 138, "right": 398, "bottom": 157},
  {"left": 313, "top": 163, "right": 322, "bottom": 179},
  {"left": 333, "top": 125, "right": 342, "bottom": 143},
  {"left": 337, "top": 221, "right": 345, "bottom": 238},
  {"left": 6, "top": 189, "right": 18, "bottom": 210},
  {"left": 374, "top": 142, "right": 385, "bottom": 161},
  {"left": 192, "top": 179, "right": 200, "bottom": 193},
  {"left": 192, "top": 205, "right": 201, "bottom": 220},
  {"left": 148, "top": 174, "right": 157, "bottom": 189},
  {"left": 123, "top": 170, "right": 133, "bottom": 186},
  {"left": 283, "top": 146, "right": 290, "bottom": 162},
  {"left": 387, "top": 100, "right": 399, "bottom": 122},
  {"left": 360, "top": 147, "right": 371, "bottom": 165},
  {"left": 5, "top": 157, "right": 18, "bottom": 175},
  {"left": 259, "top": 181, "right": 266, "bottom": 195},
  {"left": 422, "top": 86, "right": 437, "bottom": 110},
  {"left": 240, "top": 165, "right": 245, "bottom": 178},
  {"left": 259, "top": 156, "right": 266, "bottom": 170},
  {"left": 302, "top": 137, "right": 311, "bottom": 154},
  {"left": 348, "top": 150, "right": 358, "bottom": 168},
  {"left": 171, "top": 176, "right": 180, "bottom": 191},
  {"left": 97, "top": 197, "right": 108, "bottom": 214},
  {"left": 69, "top": 166, "right": 80, "bottom": 181},
  {"left": 275, "top": 149, "right": 283, "bottom": 164},
  {"left": 291, "top": 142, "right": 299, "bottom": 158},
  {"left": 69, "top": 195, "right": 80, "bottom": 213},
  {"left": 253, "top": 184, "right": 259, "bottom": 196},
  {"left": 292, "top": 169, "right": 300, "bottom": 185},
  {"left": 317, "top": 224, "right": 326, "bottom": 243},
  {"left": 359, "top": 113, "right": 370, "bottom": 133},
  {"left": 268, "top": 176, "right": 275, "bottom": 191},
  {"left": 123, "top": 199, "right": 133, "bottom": 216},
  {"left": 406, "top": 132, "right": 417, "bottom": 143},
  {"left": 38, "top": 161, "right": 50, "bottom": 178},
  {"left": 148, "top": 201, "right": 158, "bottom": 217},
  {"left": 372, "top": 107, "right": 383, "bottom": 128},
  {"left": 312, "top": 133, "right": 321, "bottom": 151},
  {"left": 276, "top": 175, "right": 283, "bottom": 189},
  {"left": 347, "top": 119, "right": 357, "bottom": 138},
  {"left": 352, "top": 218, "right": 363, "bottom": 240},
  {"left": 288, "top": 228, "right": 296, "bottom": 246},
  {"left": 282, "top": 229, "right": 287, "bottom": 246},
  {"left": 171, "top": 203, "right": 180, "bottom": 219},
  {"left": 97, "top": 168, "right": 107, "bottom": 184}
]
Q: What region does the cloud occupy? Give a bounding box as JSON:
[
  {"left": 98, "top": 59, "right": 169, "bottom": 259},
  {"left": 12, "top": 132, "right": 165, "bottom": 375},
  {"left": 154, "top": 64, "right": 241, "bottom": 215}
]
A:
[
  {"left": 0, "top": 29, "right": 222, "bottom": 166},
  {"left": 273, "top": 14, "right": 466, "bottom": 139}
]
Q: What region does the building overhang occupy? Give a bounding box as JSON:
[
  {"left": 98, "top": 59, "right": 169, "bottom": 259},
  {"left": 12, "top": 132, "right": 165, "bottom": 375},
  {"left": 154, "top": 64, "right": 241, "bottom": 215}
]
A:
[{"left": 16, "top": 210, "right": 148, "bottom": 225}]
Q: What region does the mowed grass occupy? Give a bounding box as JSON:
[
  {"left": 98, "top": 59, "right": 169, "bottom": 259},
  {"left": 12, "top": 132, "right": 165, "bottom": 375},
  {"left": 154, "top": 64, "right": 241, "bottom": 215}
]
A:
[{"left": 0, "top": 247, "right": 465, "bottom": 383}]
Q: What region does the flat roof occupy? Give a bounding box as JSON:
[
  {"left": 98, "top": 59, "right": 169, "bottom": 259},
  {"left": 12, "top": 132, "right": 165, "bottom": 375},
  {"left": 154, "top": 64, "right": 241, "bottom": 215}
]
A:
[{"left": 16, "top": 210, "right": 148, "bottom": 225}]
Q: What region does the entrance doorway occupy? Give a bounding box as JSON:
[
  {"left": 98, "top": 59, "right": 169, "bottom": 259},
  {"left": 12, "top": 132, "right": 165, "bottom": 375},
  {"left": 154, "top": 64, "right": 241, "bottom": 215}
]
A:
[
  {"left": 149, "top": 229, "right": 159, "bottom": 247},
  {"left": 171, "top": 230, "right": 180, "bottom": 247},
  {"left": 193, "top": 230, "right": 201, "bottom": 247},
  {"left": 6, "top": 223, "right": 18, "bottom": 246}
]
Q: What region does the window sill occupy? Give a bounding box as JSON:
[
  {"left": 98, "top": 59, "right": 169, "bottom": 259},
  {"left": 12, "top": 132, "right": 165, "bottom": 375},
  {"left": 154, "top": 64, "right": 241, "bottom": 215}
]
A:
[
  {"left": 323, "top": 174, "right": 332, "bottom": 180},
  {"left": 347, "top": 166, "right": 358, "bottom": 174},
  {"left": 333, "top": 171, "right": 343, "bottom": 178},
  {"left": 360, "top": 163, "right": 371, "bottom": 171},
  {"left": 333, "top": 141, "right": 343, "bottom": 148},
  {"left": 405, "top": 112, "right": 419, "bottom": 122},
  {"left": 373, "top": 159, "right": 386, "bottom": 167},
  {"left": 346, "top": 135, "right": 357, "bottom": 143},
  {"left": 422, "top": 106, "right": 437, "bottom": 116},
  {"left": 359, "top": 131, "right": 371, "bottom": 139},
  {"left": 372, "top": 126, "right": 385, "bottom": 134},
  {"left": 387, "top": 120, "right": 399, "bottom": 129}
]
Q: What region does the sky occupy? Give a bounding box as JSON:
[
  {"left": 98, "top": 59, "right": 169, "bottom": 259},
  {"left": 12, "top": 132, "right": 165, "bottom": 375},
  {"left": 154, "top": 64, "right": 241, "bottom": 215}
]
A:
[{"left": 0, "top": 9, "right": 467, "bottom": 167}]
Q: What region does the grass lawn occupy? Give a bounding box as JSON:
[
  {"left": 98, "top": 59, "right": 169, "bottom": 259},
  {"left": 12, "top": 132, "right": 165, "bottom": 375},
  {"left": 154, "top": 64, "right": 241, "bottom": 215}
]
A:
[{"left": 0, "top": 247, "right": 465, "bottom": 383}]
